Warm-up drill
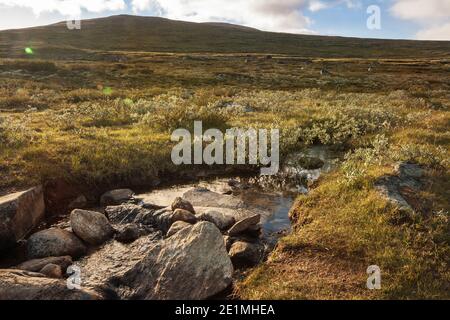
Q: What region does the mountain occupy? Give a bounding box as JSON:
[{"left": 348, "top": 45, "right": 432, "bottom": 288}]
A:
[{"left": 1, "top": 14, "right": 449, "bottom": 59}]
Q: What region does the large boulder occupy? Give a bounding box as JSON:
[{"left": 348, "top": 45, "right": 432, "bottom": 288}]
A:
[
  {"left": 70, "top": 209, "right": 114, "bottom": 245},
  {"left": 27, "top": 228, "right": 87, "bottom": 259},
  {"left": 0, "top": 269, "right": 100, "bottom": 300},
  {"left": 0, "top": 186, "right": 45, "bottom": 252},
  {"left": 100, "top": 189, "right": 134, "bottom": 206},
  {"left": 76, "top": 222, "right": 233, "bottom": 300},
  {"left": 17, "top": 256, "right": 73, "bottom": 273},
  {"left": 228, "top": 214, "right": 261, "bottom": 236}
]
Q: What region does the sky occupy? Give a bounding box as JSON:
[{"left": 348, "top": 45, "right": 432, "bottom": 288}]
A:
[{"left": 0, "top": 0, "right": 449, "bottom": 40}]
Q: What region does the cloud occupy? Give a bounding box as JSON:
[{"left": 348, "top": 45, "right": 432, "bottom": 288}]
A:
[
  {"left": 390, "top": 0, "right": 450, "bottom": 40},
  {"left": 0, "top": 0, "right": 126, "bottom": 17}
]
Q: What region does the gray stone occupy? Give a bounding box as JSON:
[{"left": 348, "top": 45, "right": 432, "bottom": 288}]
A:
[
  {"left": 196, "top": 209, "right": 236, "bottom": 230},
  {"left": 70, "top": 209, "right": 115, "bottom": 245},
  {"left": 100, "top": 189, "right": 134, "bottom": 206},
  {"left": 228, "top": 214, "right": 261, "bottom": 236},
  {"left": 115, "top": 224, "right": 152, "bottom": 243},
  {"left": 76, "top": 222, "right": 233, "bottom": 300},
  {"left": 68, "top": 195, "right": 88, "bottom": 210},
  {"left": 0, "top": 186, "right": 45, "bottom": 252},
  {"left": 16, "top": 256, "right": 73, "bottom": 273},
  {"left": 229, "top": 241, "right": 264, "bottom": 268},
  {"left": 27, "top": 228, "right": 87, "bottom": 259},
  {"left": 166, "top": 221, "right": 192, "bottom": 237},
  {"left": 0, "top": 269, "right": 100, "bottom": 300},
  {"left": 171, "top": 197, "right": 195, "bottom": 214},
  {"left": 183, "top": 188, "right": 244, "bottom": 210},
  {"left": 105, "top": 204, "right": 150, "bottom": 224}
]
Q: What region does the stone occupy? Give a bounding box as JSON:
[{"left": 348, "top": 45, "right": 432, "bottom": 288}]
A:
[
  {"left": 166, "top": 221, "right": 192, "bottom": 237},
  {"left": 172, "top": 209, "right": 197, "bottom": 224},
  {"left": 105, "top": 204, "right": 151, "bottom": 224},
  {"left": 0, "top": 269, "right": 100, "bottom": 300},
  {"left": 229, "top": 241, "right": 264, "bottom": 268},
  {"left": 395, "top": 162, "right": 424, "bottom": 180},
  {"left": 228, "top": 214, "right": 261, "bottom": 236},
  {"left": 223, "top": 235, "right": 234, "bottom": 252},
  {"left": 0, "top": 186, "right": 45, "bottom": 252},
  {"left": 100, "top": 189, "right": 134, "bottom": 206},
  {"left": 76, "top": 222, "right": 233, "bottom": 300},
  {"left": 115, "top": 224, "right": 151, "bottom": 243},
  {"left": 39, "top": 264, "right": 63, "bottom": 279},
  {"left": 197, "top": 209, "right": 235, "bottom": 230},
  {"left": 17, "top": 256, "right": 73, "bottom": 273},
  {"left": 183, "top": 188, "right": 244, "bottom": 210},
  {"left": 68, "top": 195, "right": 88, "bottom": 210},
  {"left": 70, "top": 209, "right": 115, "bottom": 245},
  {"left": 171, "top": 197, "right": 195, "bottom": 214},
  {"left": 27, "top": 228, "right": 87, "bottom": 259}
]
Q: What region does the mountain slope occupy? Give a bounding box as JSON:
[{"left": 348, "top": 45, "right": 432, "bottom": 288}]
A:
[{"left": 1, "top": 14, "right": 449, "bottom": 59}]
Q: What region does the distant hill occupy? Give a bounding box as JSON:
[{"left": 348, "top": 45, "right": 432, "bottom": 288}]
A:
[{"left": 0, "top": 14, "right": 449, "bottom": 59}]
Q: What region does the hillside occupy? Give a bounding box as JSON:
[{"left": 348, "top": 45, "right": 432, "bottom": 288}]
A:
[{"left": 1, "top": 14, "right": 450, "bottom": 59}]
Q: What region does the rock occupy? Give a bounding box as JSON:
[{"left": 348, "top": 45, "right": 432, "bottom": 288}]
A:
[
  {"left": 223, "top": 235, "right": 234, "bottom": 251},
  {"left": 0, "top": 186, "right": 45, "bottom": 252},
  {"left": 115, "top": 224, "right": 152, "bottom": 243},
  {"left": 77, "top": 222, "right": 233, "bottom": 300},
  {"left": 70, "top": 209, "right": 115, "bottom": 245},
  {"left": 229, "top": 241, "right": 264, "bottom": 268},
  {"left": 197, "top": 209, "right": 235, "bottom": 230},
  {"left": 100, "top": 189, "right": 134, "bottom": 206},
  {"left": 27, "top": 228, "right": 87, "bottom": 259},
  {"left": 183, "top": 188, "right": 244, "bottom": 210},
  {"left": 68, "top": 195, "right": 88, "bottom": 210},
  {"left": 172, "top": 209, "right": 197, "bottom": 224},
  {"left": 17, "top": 256, "right": 73, "bottom": 273},
  {"left": 171, "top": 197, "right": 195, "bottom": 214},
  {"left": 105, "top": 204, "right": 151, "bottom": 224},
  {"left": 0, "top": 269, "right": 100, "bottom": 300},
  {"left": 39, "top": 264, "right": 63, "bottom": 279},
  {"left": 166, "top": 221, "right": 192, "bottom": 237},
  {"left": 228, "top": 214, "right": 261, "bottom": 236},
  {"left": 395, "top": 162, "right": 424, "bottom": 180}
]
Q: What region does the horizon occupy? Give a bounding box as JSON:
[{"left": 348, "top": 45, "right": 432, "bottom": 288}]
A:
[{"left": 0, "top": 0, "right": 449, "bottom": 41}]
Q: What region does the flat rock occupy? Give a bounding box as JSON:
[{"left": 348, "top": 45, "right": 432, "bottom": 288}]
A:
[
  {"left": 228, "top": 214, "right": 261, "bottom": 236},
  {"left": 100, "top": 189, "right": 134, "bottom": 206},
  {"left": 76, "top": 222, "right": 233, "bottom": 300},
  {"left": 183, "top": 188, "right": 245, "bottom": 210},
  {"left": 27, "top": 228, "right": 87, "bottom": 259},
  {"left": 70, "top": 209, "right": 115, "bottom": 245},
  {"left": 105, "top": 204, "right": 151, "bottom": 224},
  {"left": 0, "top": 186, "right": 45, "bottom": 252},
  {"left": 0, "top": 269, "right": 100, "bottom": 300},
  {"left": 17, "top": 256, "right": 73, "bottom": 273}
]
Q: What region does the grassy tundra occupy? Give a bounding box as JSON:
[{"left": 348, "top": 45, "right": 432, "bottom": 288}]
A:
[{"left": 0, "top": 15, "right": 449, "bottom": 299}]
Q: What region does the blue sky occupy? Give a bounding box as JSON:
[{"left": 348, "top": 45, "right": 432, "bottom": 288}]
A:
[{"left": 0, "top": 0, "right": 449, "bottom": 40}]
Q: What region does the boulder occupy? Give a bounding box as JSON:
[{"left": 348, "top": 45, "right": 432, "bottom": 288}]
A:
[
  {"left": 105, "top": 204, "right": 151, "bottom": 224},
  {"left": 76, "top": 222, "right": 233, "bottom": 300},
  {"left": 228, "top": 214, "right": 261, "bottom": 236},
  {"left": 70, "top": 209, "right": 114, "bottom": 245},
  {"left": 68, "top": 195, "right": 88, "bottom": 210},
  {"left": 39, "top": 264, "right": 63, "bottom": 279},
  {"left": 27, "top": 228, "right": 87, "bottom": 259},
  {"left": 171, "top": 197, "right": 195, "bottom": 214},
  {"left": 172, "top": 209, "right": 197, "bottom": 224},
  {"left": 197, "top": 209, "right": 235, "bottom": 230},
  {"left": 229, "top": 241, "right": 264, "bottom": 268},
  {"left": 0, "top": 186, "right": 45, "bottom": 252},
  {"left": 0, "top": 269, "right": 100, "bottom": 300},
  {"left": 166, "top": 221, "right": 192, "bottom": 237},
  {"left": 17, "top": 256, "right": 73, "bottom": 273},
  {"left": 100, "top": 189, "right": 134, "bottom": 206}
]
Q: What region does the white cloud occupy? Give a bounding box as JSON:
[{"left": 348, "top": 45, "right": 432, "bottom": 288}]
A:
[
  {"left": 0, "top": 0, "right": 126, "bottom": 17},
  {"left": 390, "top": 0, "right": 450, "bottom": 40}
]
